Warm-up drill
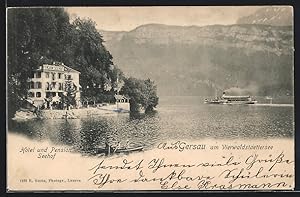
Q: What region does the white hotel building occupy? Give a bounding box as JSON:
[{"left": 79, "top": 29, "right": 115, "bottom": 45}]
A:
[{"left": 27, "top": 62, "right": 81, "bottom": 108}]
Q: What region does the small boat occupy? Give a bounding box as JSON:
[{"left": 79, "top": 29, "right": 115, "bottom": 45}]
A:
[
  {"left": 94, "top": 146, "right": 144, "bottom": 155},
  {"left": 114, "top": 146, "right": 143, "bottom": 153}
]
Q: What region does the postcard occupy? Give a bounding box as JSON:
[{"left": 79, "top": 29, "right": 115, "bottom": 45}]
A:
[{"left": 6, "top": 6, "right": 294, "bottom": 191}]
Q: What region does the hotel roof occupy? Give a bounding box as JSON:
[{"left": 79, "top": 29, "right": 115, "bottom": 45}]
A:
[
  {"left": 36, "top": 62, "right": 81, "bottom": 74},
  {"left": 114, "top": 94, "right": 130, "bottom": 100},
  {"left": 63, "top": 65, "right": 81, "bottom": 74}
]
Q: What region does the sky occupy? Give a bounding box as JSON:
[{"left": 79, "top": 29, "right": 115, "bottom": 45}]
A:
[{"left": 66, "top": 6, "right": 263, "bottom": 31}]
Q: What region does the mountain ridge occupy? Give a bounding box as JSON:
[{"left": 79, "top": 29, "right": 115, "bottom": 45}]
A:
[
  {"left": 99, "top": 23, "right": 293, "bottom": 96},
  {"left": 236, "top": 6, "right": 293, "bottom": 26}
]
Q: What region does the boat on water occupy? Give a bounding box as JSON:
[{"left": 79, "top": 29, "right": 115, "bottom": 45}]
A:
[
  {"left": 93, "top": 146, "right": 144, "bottom": 155},
  {"left": 204, "top": 92, "right": 257, "bottom": 105},
  {"left": 204, "top": 98, "right": 227, "bottom": 104}
]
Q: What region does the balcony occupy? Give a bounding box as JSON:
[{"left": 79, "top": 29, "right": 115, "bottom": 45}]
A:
[
  {"left": 45, "top": 82, "right": 64, "bottom": 92},
  {"left": 28, "top": 82, "right": 42, "bottom": 89}
]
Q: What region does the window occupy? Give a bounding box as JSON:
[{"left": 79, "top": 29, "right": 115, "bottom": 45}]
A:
[
  {"left": 28, "top": 92, "right": 34, "bottom": 97},
  {"left": 67, "top": 75, "right": 72, "bottom": 80},
  {"left": 36, "top": 92, "right": 41, "bottom": 97},
  {"left": 36, "top": 72, "right": 41, "bottom": 78},
  {"left": 30, "top": 82, "right": 35, "bottom": 89},
  {"left": 58, "top": 73, "right": 62, "bottom": 79},
  {"left": 45, "top": 72, "right": 50, "bottom": 78},
  {"left": 46, "top": 82, "right": 50, "bottom": 90},
  {"left": 52, "top": 73, "right": 55, "bottom": 80},
  {"left": 36, "top": 82, "right": 42, "bottom": 89},
  {"left": 59, "top": 83, "right": 63, "bottom": 90},
  {"left": 46, "top": 92, "right": 56, "bottom": 98},
  {"left": 51, "top": 82, "right": 56, "bottom": 89}
]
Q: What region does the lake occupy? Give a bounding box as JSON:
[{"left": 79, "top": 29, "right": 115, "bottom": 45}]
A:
[{"left": 8, "top": 96, "right": 294, "bottom": 154}]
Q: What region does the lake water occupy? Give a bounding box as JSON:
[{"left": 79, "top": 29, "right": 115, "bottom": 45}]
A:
[{"left": 8, "top": 96, "right": 294, "bottom": 154}]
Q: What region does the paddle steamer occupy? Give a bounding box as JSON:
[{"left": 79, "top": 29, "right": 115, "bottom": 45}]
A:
[{"left": 204, "top": 92, "right": 257, "bottom": 105}]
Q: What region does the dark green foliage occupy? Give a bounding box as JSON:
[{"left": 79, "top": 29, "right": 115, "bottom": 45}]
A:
[
  {"left": 7, "top": 8, "right": 72, "bottom": 117},
  {"left": 64, "top": 17, "right": 124, "bottom": 104},
  {"left": 120, "top": 78, "right": 159, "bottom": 112},
  {"left": 8, "top": 8, "right": 69, "bottom": 95},
  {"left": 69, "top": 18, "right": 115, "bottom": 90},
  {"left": 7, "top": 8, "right": 125, "bottom": 117},
  {"left": 60, "top": 80, "right": 77, "bottom": 109}
]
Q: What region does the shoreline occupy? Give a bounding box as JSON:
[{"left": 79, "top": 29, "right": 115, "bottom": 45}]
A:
[{"left": 12, "top": 105, "right": 130, "bottom": 120}]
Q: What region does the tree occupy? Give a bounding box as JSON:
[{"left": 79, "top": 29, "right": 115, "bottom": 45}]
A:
[
  {"left": 7, "top": 8, "right": 72, "bottom": 117},
  {"left": 71, "top": 18, "right": 113, "bottom": 89},
  {"left": 7, "top": 8, "right": 121, "bottom": 116},
  {"left": 7, "top": 8, "right": 71, "bottom": 86},
  {"left": 61, "top": 80, "right": 77, "bottom": 109},
  {"left": 143, "top": 79, "right": 160, "bottom": 112},
  {"left": 7, "top": 8, "right": 158, "bottom": 117},
  {"left": 120, "top": 77, "right": 159, "bottom": 113},
  {"left": 68, "top": 17, "right": 122, "bottom": 103}
]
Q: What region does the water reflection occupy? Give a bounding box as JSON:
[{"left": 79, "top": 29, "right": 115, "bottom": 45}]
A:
[
  {"left": 8, "top": 97, "right": 294, "bottom": 155},
  {"left": 9, "top": 112, "right": 161, "bottom": 155}
]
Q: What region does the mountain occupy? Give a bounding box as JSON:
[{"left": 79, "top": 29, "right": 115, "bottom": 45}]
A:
[
  {"left": 99, "top": 23, "right": 293, "bottom": 96},
  {"left": 236, "top": 6, "right": 293, "bottom": 26}
]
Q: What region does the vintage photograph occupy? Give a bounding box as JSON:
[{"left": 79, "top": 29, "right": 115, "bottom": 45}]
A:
[{"left": 7, "top": 6, "right": 294, "bottom": 191}]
